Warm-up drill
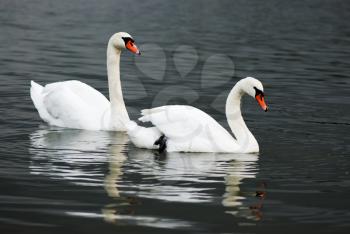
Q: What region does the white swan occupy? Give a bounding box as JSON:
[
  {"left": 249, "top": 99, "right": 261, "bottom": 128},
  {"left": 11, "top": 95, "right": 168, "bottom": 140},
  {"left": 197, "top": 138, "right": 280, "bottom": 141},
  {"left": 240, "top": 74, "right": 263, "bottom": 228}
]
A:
[
  {"left": 30, "top": 32, "right": 140, "bottom": 131},
  {"left": 127, "top": 77, "right": 268, "bottom": 153}
]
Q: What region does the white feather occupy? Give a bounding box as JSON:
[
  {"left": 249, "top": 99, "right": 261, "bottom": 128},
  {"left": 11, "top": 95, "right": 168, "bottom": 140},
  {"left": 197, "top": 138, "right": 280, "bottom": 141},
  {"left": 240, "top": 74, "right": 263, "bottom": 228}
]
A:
[
  {"left": 129, "top": 105, "right": 239, "bottom": 152},
  {"left": 127, "top": 77, "right": 266, "bottom": 153},
  {"left": 31, "top": 80, "right": 111, "bottom": 130},
  {"left": 30, "top": 32, "right": 137, "bottom": 131},
  {"left": 126, "top": 121, "right": 161, "bottom": 149}
]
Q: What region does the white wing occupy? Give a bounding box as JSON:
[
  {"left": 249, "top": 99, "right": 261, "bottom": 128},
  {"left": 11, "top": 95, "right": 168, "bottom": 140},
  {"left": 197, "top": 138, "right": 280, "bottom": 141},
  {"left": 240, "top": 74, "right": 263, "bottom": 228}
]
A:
[
  {"left": 138, "top": 105, "right": 239, "bottom": 152},
  {"left": 31, "top": 80, "right": 110, "bottom": 130}
]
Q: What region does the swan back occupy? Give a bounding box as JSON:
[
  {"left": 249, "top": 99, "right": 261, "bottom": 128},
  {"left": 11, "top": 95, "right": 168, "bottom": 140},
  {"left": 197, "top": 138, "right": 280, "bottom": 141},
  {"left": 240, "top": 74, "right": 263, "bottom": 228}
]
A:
[{"left": 137, "top": 105, "right": 239, "bottom": 152}]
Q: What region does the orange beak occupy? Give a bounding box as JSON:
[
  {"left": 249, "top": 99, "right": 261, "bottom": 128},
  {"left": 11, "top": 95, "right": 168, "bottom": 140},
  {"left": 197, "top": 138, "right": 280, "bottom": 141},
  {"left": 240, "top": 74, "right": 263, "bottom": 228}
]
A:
[
  {"left": 255, "top": 94, "right": 268, "bottom": 112},
  {"left": 126, "top": 40, "right": 141, "bottom": 55}
]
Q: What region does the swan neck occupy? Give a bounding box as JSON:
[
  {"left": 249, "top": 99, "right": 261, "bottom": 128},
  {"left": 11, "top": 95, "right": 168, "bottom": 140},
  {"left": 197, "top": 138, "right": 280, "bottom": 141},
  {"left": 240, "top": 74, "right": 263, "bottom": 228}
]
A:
[
  {"left": 107, "top": 44, "right": 129, "bottom": 129},
  {"left": 225, "top": 84, "right": 259, "bottom": 152}
]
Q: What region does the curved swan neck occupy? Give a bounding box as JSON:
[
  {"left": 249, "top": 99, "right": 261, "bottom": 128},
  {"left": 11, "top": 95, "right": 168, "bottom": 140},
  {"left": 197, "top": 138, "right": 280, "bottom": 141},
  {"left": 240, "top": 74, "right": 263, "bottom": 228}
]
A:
[
  {"left": 107, "top": 43, "right": 130, "bottom": 128},
  {"left": 225, "top": 82, "right": 259, "bottom": 152}
]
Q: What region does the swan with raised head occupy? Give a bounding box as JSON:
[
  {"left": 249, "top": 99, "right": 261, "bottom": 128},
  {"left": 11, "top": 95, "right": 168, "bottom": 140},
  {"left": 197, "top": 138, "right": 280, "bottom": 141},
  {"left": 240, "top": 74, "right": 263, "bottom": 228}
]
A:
[
  {"left": 127, "top": 77, "right": 268, "bottom": 153},
  {"left": 30, "top": 32, "right": 140, "bottom": 131}
]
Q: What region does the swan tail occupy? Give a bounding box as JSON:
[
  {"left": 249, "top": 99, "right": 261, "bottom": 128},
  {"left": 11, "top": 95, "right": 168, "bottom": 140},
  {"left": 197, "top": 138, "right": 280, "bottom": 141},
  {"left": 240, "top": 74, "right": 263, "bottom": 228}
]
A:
[
  {"left": 30, "top": 81, "right": 52, "bottom": 123},
  {"left": 126, "top": 120, "right": 162, "bottom": 150},
  {"left": 139, "top": 107, "right": 165, "bottom": 122},
  {"left": 139, "top": 109, "right": 151, "bottom": 122}
]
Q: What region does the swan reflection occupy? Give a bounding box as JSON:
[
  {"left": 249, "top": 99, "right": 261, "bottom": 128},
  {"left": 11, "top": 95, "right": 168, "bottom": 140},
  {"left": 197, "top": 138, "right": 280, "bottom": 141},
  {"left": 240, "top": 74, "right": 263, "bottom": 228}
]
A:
[
  {"left": 29, "top": 127, "right": 116, "bottom": 185},
  {"left": 102, "top": 133, "right": 140, "bottom": 224},
  {"left": 29, "top": 127, "right": 263, "bottom": 223},
  {"left": 128, "top": 149, "right": 263, "bottom": 220},
  {"left": 29, "top": 127, "right": 133, "bottom": 223}
]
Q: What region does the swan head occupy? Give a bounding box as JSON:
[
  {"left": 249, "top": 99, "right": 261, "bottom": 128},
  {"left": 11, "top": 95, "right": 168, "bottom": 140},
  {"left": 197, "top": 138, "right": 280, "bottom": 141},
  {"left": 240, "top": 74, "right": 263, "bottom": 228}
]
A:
[
  {"left": 109, "top": 32, "right": 141, "bottom": 55},
  {"left": 240, "top": 77, "right": 268, "bottom": 112}
]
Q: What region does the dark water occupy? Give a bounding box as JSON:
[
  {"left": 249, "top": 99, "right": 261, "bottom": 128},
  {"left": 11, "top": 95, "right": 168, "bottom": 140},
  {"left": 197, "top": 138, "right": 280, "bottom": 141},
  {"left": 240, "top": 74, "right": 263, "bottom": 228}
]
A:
[{"left": 1, "top": 0, "right": 350, "bottom": 233}]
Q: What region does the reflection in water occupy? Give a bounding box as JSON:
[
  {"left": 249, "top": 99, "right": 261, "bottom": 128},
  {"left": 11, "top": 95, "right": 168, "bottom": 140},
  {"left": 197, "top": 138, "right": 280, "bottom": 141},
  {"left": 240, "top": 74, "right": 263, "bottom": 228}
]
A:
[
  {"left": 29, "top": 127, "right": 133, "bottom": 224},
  {"left": 104, "top": 135, "right": 127, "bottom": 198},
  {"left": 29, "top": 127, "right": 113, "bottom": 186},
  {"left": 29, "top": 127, "right": 262, "bottom": 226},
  {"left": 249, "top": 182, "right": 267, "bottom": 221},
  {"left": 126, "top": 150, "right": 263, "bottom": 221},
  {"left": 102, "top": 133, "right": 139, "bottom": 224},
  {"left": 220, "top": 155, "right": 266, "bottom": 221}
]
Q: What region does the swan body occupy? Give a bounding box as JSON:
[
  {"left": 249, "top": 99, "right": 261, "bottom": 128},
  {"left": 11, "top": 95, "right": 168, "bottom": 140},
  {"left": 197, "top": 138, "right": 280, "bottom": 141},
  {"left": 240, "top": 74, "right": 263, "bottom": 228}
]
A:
[
  {"left": 127, "top": 77, "right": 268, "bottom": 153},
  {"left": 30, "top": 32, "right": 140, "bottom": 131}
]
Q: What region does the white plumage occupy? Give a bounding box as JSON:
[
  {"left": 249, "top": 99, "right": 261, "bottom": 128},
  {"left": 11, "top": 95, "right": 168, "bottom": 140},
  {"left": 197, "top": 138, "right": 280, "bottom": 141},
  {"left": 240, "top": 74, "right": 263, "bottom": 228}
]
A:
[
  {"left": 127, "top": 77, "right": 268, "bottom": 153},
  {"left": 128, "top": 105, "right": 239, "bottom": 152},
  {"left": 30, "top": 32, "right": 140, "bottom": 131},
  {"left": 30, "top": 80, "right": 111, "bottom": 130}
]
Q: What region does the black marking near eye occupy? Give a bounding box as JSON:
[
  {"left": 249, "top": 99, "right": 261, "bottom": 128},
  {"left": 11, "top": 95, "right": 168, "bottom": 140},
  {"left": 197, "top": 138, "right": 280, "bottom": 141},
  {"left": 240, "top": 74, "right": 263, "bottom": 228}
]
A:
[
  {"left": 254, "top": 87, "right": 264, "bottom": 97},
  {"left": 122, "top": 37, "right": 135, "bottom": 44}
]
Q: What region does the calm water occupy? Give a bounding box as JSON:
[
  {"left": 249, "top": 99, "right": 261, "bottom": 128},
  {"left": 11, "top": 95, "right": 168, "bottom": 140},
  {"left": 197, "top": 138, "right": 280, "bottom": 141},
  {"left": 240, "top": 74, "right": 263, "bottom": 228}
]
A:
[{"left": 1, "top": 0, "right": 350, "bottom": 233}]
